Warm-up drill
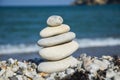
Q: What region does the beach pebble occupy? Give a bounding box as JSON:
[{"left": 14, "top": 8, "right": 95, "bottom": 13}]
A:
[
  {"left": 38, "top": 56, "right": 79, "bottom": 73},
  {"left": 38, "top": 32, "right": 76, "bottom": 47},
  {"left": 66, "top": 68, "right": 75, "bottom": 75},
  {"left": 33, "top": 77, "right": 45, "bottom": 80},
  {"left": 18, "top": 61, "right": 27, "bottom": 69},
  {"left": 102, "top": 55, "right": 113, "bottom": 61},
  {"left": 16, "top": 75, "right": 23, "bottom": 80},
  {"left": 46, "top": 77, "right": 55, "bottom": 80},
  {"left": 58, "top": 72, "right": 66, "bottom": 79},
  {"left": 0, "top": 69, "right": 5, "bottom": 76},
  {"left": 83, "top": 56, "right": 92, "bottom": 70},
  {"left": 80, "top": 53, "right": 87, "bottom": 60},
  {"left": 47, "top": 15, "right": 63, "bottom": 27},
  {"left": 106, "top": 69, "right": 115, "bottom": 78},
  {"left": 114, "top": 73, "right": 120, "bottom": 80},
  {"left": 94, "top": 59, "right": 108, "bottom": 70},
  {"left": 39, "top": 41, "right": 79, "bottom": 60},
  {"left": 8, "top": 58, "right": 15, "bottom": 64},
  {"left": 50, "top": 73, "right": 57, "bottom": 78},
  {"left": 5, "top": 68, "right": 15, "bottom": 77},
  {"left": 9, "top": 76, "right": 18, "bottom": 80},
  {"left": 23, "top": 69, "right": 37, "bottom": 79},
  {"left": 86, "top": 63, "right": 100, "bottom": 73},
  {"left": 12, "top": 65, "right": 19, "bottom": 72},
  {"left": 40, "top": 24, "right": 70, "bottom": 38}
]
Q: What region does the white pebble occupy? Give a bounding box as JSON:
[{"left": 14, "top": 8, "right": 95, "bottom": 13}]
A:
[
  {"left": 47, "top": 15, "right": 63, "bottom": 27},
  {"left": 18, "top": 61, "right": 27, "bottom": 69},
  {"left": 66, "top": 68, "right": 75, "bottom": 75}
]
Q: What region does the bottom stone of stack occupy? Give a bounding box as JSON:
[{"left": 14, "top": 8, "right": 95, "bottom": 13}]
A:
[{"left": 38, "top": 56, "right": 79, "bottom": 73}]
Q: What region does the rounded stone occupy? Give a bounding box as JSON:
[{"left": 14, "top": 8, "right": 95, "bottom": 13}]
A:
[
  {"left": 38, "top": 56, "right": 79, "bottom": 73},
  {"left": 47, "top": 15, "right": 63, "bottom": 27},
  {"left": 38, "top": 32, "right": 76, "bottom": 47},
  {"left": 39, "top": 41, "right": 79, "bottom": 60},
  {"left": 40, "top": 24, "right": 70, "bottom": 38}
]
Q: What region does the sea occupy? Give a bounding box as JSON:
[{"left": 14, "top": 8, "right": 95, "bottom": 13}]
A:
[{"left": 0, "top": 5, "right": 120, "bottom": 60}]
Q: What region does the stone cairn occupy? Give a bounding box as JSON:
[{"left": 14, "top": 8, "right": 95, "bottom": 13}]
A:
[{"left": 37, "top": 15, "right": 79, "bottom": 73}]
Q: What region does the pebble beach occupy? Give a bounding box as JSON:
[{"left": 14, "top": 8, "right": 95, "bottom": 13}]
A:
[{"left": 0, "top": 54, "right": 120, "bottom": 80}]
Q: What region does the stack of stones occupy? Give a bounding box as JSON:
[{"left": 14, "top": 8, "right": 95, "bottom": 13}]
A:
[{"left": 37, "top": 15, "right": 79, "bottom": 73}]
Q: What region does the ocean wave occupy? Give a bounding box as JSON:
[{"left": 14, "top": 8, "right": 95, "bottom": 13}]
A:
[
  {"left": 0, "top": 44, "right": 40, "bottom": 54},
  {"left": 75, "top": 37, "right": 120, "bottom": 48},
  {"left": 0, "top": 38, "right": 120, "bottom": 54}
]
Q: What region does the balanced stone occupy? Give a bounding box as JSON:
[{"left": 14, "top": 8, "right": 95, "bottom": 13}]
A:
[
  {"left": 38, "top": 56, "right": 79, "bottom": 73},
  {"left": 38, "top": 32, "right": 75, "bottom": 47},
  {"left": 39, "top": 41, "right": 79, "bottom": 60},
  {"left": 47, "top": 15, "right": 63, "bottom": 27},
  {"left": 40, "top": 24, "right": 70, "bottom": 38}
]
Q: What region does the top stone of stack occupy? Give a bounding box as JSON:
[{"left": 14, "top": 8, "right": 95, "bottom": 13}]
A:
[{"left": 47, "top": 15, "right": 63, "bottom": 27}]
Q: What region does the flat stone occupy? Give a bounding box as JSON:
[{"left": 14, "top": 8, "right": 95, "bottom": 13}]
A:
[
  {"left": 47, "top": 15, "right": 63, "bottom": 27},
  {"left": 106, "top": 69, "right": 115, "bottom": 78},
  {"left": 38, "top": 32, "right": 75, "bottom": 47},
  {"left": 58, "top": 71, "right": 66, "bottom": 79},
  {"left": 66, "top": 68, "right": 75, "bottom": 75},
  {"left": 38, "top": 56, "right": 79, "bottom": 73},
  {"left": 18, "top": 61, "right": 27, "bottom": 69},
  {"left": 0, "top": 69, "right": 5, "bottom": 76},
  {"left": 93, "top": 59, "right": 109, "bottom": 70},
  {"left": 16, "top": 75, "right": 23, "bottom": 80},
  {"left": 39, "top": 41, "right": 79, "bottom": 60},
  {"left": 40, "top": 24, "right": 70, "bottom": 38}
]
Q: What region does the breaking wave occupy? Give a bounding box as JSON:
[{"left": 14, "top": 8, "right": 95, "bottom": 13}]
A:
[{"left": 0, "top": 37, "right": 120, "bottom": 54}]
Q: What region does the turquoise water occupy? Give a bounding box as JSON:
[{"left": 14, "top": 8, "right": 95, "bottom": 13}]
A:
[{"left": 0, "top": 5, "right": 120, "bottom": 54}]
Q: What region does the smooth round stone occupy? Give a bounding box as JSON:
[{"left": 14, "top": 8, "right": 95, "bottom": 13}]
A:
[
  {"left": 47, "top": 15, "right": 63, "bottom": 27},
  {"left": 38, "top": 56, "right": 79, "bottom": 73},
  {"left": 39, "top": 41, "right": 79, "bottom": 60},
  {"left": 40, "top": 24, "right": 70, "bottom": 38},
  {"left": 38, "top": 32, "right": 75, "bottom": 47}
]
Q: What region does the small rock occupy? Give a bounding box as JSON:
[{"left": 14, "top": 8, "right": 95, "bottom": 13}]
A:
[
  {"left": 12, "top": 65, "right": 19, "bottom": 72},
  {"left": 46, "top": 77, "right": 55, "bottom": 80},
  {"left": 16, "top": 75, "right": 23, "bottom": 80},
  {"left": 58, "top": 71, "right": 66, "bottom": 79},
  {"left": 33, "top": 76, "right": 45, "bottom": 80},
  {"left": 8, "top": 58, "right": 16, "bottom": 64},
  {"left": 86, "top": 63, "right": 100, "bottom": 74},
  {"left": 102, "top": 55, "right": 113, "bottom": 61},
  {"left": 83, "top": 56, "right": 92, "bottom": 70},
  {"left": 9, "top": 76, "right": 18, "bottom": 80},
  {"left": 0, "top": 69, "right": 5, "bottom": 76},
  {"left": 23, "top": 70, "right": 35, "bottom": 79},
  {"left": 50, "top": 73, "right": 57, "bottom": 78},
  {"left": 106, "top": 69, "right": 115, "bottom": 78},
  {"left": 16, "top": 68, "right": 23, "bottom": 75},
  {"left": 18, "top": 61, "right": 27, "bottom": 69},
  {"left": 5, "top": 67, "right": 14, "bottom": 77},
  {"left": 47, "top": 15, "right": 63, "bottom": 27},
  {"left": 114, "top": 72, "right": 120, "bottom": 80},
  {"left": 66, "top": 68, "right": 75, "bottom": 75},
  {"left": 80, "top": 53, "right": 87, "bottom": 59},
  {"left": 94, "top": 59, "right": 108, "bottom": 70}
]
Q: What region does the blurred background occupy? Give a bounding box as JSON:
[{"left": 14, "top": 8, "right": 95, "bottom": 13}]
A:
[{"left": 0, "top": 0, "right": 120, "bottom": 60}]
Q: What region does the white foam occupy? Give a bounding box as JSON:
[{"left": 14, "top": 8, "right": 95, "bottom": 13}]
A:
[
  {"left": 0, "top": 44, "right": 40, "bottom": 54},
  {"left": 0, "top": 38, "right": 120, "bottom": 54},
  {"left": 75, "top": 37, "right": 120, "bottom": 48}
]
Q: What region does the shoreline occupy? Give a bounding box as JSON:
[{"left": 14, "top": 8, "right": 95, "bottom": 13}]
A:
[{"left": 0, "top": 45, "right": 120, "bottom": 60}]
